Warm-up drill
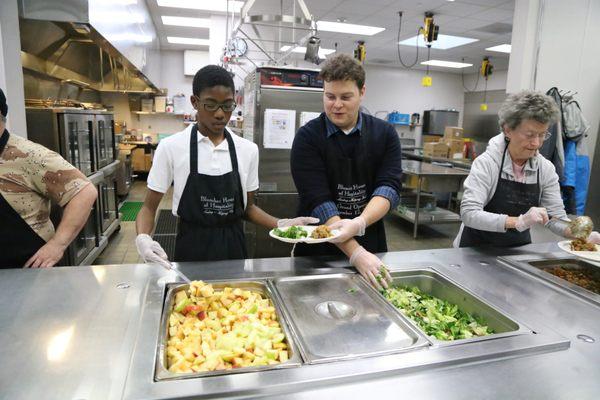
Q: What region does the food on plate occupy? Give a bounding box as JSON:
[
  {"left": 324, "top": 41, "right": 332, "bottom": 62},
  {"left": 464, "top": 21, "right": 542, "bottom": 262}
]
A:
[
  {"left": 272, "top": 225, "right": 308, "bottom": 239},
  {"left": 166, "top": 280, "right": 290, "bottom": 373},
  {"left": 570, "top": 238, "right": 598, "bottom": 252},
  {"left": 310, "top": 225, "right": 333, "bottom": 239},
  {"left": 382, "top": 286, "right": 494, "bottom": 340},
  {"left": 543, "top": 266, "right": 600, "bottom": 295}
]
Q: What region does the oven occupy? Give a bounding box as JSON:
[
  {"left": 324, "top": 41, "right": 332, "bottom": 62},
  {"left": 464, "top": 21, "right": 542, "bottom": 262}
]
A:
[{"left": 94, "top": 113, "right": 115, "bottom": 170}]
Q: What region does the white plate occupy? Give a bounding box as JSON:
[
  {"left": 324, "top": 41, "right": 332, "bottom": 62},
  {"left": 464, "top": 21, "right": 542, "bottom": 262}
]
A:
[
  {"left": 557, "top": 240, "right": 600, "bottom": 264},
  {"left": 269, "top": 225, "right": 341, "bottom": 244}
]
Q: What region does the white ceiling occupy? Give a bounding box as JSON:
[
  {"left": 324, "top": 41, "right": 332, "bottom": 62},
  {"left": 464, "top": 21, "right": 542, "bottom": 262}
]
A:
[{"left": 146, "top": 0, "right": 514, "bottom": 74}]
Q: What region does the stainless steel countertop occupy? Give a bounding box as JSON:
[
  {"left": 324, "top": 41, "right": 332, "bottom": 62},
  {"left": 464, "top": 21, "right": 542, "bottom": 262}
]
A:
[
  {"left": 402, "top": 160, "right": 470, "bottom": 177},
  {"left": 1, "top": 243, "right": 599, "bottom": 399}
]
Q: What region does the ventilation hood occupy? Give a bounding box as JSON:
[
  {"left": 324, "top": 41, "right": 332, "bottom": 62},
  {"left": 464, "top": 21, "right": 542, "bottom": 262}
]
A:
[{"left": 19, "top": 0, "right": 160, "bottom": 93}]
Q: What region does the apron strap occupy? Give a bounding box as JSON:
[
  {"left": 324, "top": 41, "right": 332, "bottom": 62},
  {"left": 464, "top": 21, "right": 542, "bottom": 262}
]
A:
[
  {"left": 224, "top": 129, "right": 246, "bottom": 211},
  {"left": 190, "top": 124, "right": 199, "bottom": 174},
  {"left": 0, "top": 130, "right": 9, "bottom": 155}
]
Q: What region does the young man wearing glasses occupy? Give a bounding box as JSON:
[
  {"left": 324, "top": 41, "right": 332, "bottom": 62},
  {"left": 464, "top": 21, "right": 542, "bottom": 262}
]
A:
[
  {"left": 455, "top": 90, "right": 599, "bottom": 247},
  {"left": 136, "top": 65, "right": 315, "bottom": 263}
]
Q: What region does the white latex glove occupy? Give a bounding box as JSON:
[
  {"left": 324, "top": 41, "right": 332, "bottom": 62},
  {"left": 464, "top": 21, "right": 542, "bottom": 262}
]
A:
[
  {"left": 515, "top": 207, "right": 549, "bottom": 232},
  {"left": 349, "top": 246, "right": 392, "bottom": 290},
  {"left": 329, "top": 216, "right": 367, "bottom": 243},
  {"left": 135, "top": 234, "right": 169, "bottom": 264},
  {"left": 277, "top": 216, "right": 320, "bottom": 227},
  {"left": 587, "top": 231, "right": 600, "bottom": 244}
]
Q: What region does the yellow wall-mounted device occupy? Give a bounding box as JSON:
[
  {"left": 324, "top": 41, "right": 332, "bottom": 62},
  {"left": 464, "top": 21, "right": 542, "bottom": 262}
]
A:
[
  {"left": 354, "top": 41, "right": 366, "bottom": 63},
  {"left": 422, "top": 75, "right": 432, "bottom": 87}
]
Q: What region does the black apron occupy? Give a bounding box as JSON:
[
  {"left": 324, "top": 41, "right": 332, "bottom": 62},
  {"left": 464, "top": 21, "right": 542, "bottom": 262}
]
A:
[
  {"left": 459, "top": 143, "right": 540, "bottom": 247},
  {"left": 296, "top": 114, "right": 387, "bottom": 256},
  {"left": 174, "top": 126, "right": 247, "bottom": 262},
  {"left": 0, "top": 131, "right": 47, "bottom": 268}
]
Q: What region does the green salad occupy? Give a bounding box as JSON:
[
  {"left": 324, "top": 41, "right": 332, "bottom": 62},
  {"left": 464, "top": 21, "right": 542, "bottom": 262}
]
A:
[
  {"left": 382, "top": 286, "right": 494, "bottom": 340},
  {"left": 273, "top": 225, "right": 308, "bottom": 239}
]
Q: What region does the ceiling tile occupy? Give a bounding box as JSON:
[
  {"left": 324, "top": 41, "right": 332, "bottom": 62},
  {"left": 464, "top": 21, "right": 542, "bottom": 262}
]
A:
[{"left": 469, "top": 7, "right": 514, "bottom": 22}]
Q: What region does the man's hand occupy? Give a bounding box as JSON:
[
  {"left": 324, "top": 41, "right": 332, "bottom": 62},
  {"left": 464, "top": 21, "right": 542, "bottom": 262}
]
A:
[
  {"left": 277, "top": 216, "right": 320, "bottom": 227},
  {"left": 349, "top": 246, "right": 392, "bottom": 290},
  {"left": 24, "top": 239, "right": 67, "bottom": 268},
  {"left": 330, "top": 216, "right": 367, "bottom": 243},
  {"left": 136, "top": 234, "right": 169, "bottom": 264}
]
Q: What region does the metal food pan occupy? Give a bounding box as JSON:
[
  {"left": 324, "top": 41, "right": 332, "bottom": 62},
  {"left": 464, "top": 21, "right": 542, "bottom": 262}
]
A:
[
  {"left": 270, "top": 273, "right": 430, "bottom": 364},
  {"left": 374, "top": 269, "right": 530, "bottom": 346},
  {"left": 499, "top": 254, "right": 600, "bottom": 307},
  {"left": 155, "top": 279, "right": 302, "bottom": 381},
  {"left": 529, "top": 259, "right": 600, "bottom": 296}
]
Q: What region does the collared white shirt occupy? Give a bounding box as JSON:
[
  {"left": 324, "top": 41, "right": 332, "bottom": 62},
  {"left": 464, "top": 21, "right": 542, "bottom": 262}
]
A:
[{"left": 147, "top": 125, "right": 259, "bottom": 215}]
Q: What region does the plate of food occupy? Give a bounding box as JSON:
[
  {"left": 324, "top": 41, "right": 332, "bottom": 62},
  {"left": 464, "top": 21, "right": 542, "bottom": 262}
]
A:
[
  {"left": 557, "top": 238, "right": 600, "bottom": 263},
  {"left": 269, "top": 225, "right": 340, "bottom": 244}
]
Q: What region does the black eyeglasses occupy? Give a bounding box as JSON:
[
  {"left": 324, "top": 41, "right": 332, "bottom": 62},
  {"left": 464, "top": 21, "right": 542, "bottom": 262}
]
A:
[{"left": 194, "top": 96, "right": 236, "bottom": 112}]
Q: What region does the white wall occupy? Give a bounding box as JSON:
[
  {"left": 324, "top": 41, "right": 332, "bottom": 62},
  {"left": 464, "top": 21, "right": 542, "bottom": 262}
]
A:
[
  {"left": 0, "top": 0, "right": 27, "bottom": 137},
  {"left": 462, "top": 69, "right": 507, "bottom": 93},
  {"left": 508, "top": 0, "right": 600, "bottom": 164},
  {"left": 363, "top": 65, "right": 465, "bottom": 124}
]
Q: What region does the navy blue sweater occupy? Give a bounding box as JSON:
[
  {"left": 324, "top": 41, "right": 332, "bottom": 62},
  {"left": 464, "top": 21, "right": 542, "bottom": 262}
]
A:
[{"left": 291, "top": 112, "right": 402, "bottom": 217}]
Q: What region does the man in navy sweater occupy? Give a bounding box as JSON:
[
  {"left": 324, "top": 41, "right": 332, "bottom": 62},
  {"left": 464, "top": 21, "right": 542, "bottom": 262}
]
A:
[{"left": 290, "top": 54, "right": 402, "bottom": 288}]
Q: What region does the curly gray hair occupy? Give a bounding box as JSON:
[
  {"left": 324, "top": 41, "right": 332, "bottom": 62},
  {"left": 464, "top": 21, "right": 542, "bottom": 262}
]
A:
[{"left": 498, "top": 90, "right": 560, "bottom": 130}]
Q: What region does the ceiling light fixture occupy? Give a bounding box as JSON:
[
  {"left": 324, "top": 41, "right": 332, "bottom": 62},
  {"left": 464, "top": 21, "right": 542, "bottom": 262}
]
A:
[
  {"left": 399, "top": 34, "right": 478, "bottom": 49},
  {"left": 421, "top": 59, "right": 473, "bottom": 68},
  {"left": 316, "top": 20, "right": 385, "bottom": 36},
  {"left": 167, "top": 36, "right": 210, "bottom": 45},
  {"left": 161, "top": 16, "right": 211, "bottom": 28},
  {"left": 485, "top": 44, "right": 511, "bottom": 53},
  {"left": 157, "top": 0, "right": 243, "bottom": 13},
  {"left": 280, "top": 45, "right": 336, "bottom": 58}
]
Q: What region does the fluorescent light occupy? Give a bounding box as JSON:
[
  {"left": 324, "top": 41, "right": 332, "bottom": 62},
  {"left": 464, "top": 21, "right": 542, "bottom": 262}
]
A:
[
  {"left": 167, "top": 36, "right": 210, "bottom": 46},
  {"left": 486, "top": 44, "right": 511, "bottom": 53},
  {"left": 399, "top": 34, "right": 478, "bottom": 49},
  {"left": 280, "top": 45, "right": 336, "bottom": 58},
  {"left": 157, "top": 0, "right": 243, "bottom": 13},
  {"left": 316, "top": 20, "right": 385, "bottom": 36},
  {"left": 161, "top": 16, "right": 211, "bottom": 28},
  {"left": 421, "top": 59, "right": 473, "bottom": 68}
]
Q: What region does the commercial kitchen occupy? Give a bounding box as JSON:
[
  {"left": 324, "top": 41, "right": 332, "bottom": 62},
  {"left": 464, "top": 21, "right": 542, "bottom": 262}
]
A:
[{"left": 1, "top": 0, "right": 600, "bottom": 399}]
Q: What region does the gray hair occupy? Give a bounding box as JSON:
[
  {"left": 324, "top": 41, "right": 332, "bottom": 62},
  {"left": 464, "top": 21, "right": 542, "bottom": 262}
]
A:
[{"left": 498, "top": 90, "right": 560, "bottom": 130}]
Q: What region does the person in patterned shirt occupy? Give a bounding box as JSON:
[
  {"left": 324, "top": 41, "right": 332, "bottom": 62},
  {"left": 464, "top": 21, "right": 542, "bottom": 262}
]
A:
[{"left": 0, "top": 88, "right": 98, "bottom": 268}]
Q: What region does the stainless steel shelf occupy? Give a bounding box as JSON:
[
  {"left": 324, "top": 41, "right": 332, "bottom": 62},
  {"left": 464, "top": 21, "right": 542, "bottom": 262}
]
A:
[{"left": 392, "top": 207, "right": 461, "bottom": 224}]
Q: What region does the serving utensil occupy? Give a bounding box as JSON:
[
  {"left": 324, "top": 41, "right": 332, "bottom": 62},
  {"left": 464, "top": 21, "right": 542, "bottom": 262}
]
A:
[
  {"left": 569, "top": 216, "right": 594, "bottom": 239},
  {"left": 156, "top": 259, "right": 191, "bottom": 283}
]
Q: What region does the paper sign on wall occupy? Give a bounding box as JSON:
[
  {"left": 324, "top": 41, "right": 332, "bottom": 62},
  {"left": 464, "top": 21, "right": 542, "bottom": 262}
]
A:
[
  {"left": 300, "top": 111, "right": 321, "bottom": 127},
  {"left": 263, "top": 109, "right": 296, "bottom": 149}
]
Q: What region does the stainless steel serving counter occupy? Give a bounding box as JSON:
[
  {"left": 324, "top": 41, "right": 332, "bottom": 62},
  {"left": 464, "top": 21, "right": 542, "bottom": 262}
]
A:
[{"left": 1, "top": 243, "right": 599, "bottom": 399}]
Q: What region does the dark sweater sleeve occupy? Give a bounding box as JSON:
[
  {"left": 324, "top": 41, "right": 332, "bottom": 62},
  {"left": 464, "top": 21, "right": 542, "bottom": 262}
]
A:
[
  {"left": 290, "top": 125, "right": 333, "bottom": 213},
  {"left": 374, "top": 123, "right": 403, "bottom": 195}
]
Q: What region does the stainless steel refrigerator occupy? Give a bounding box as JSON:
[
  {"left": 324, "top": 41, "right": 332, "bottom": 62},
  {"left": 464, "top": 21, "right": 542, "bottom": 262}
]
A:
[{"left": 242, "top": 66, "right": 324, "bottom": 258}]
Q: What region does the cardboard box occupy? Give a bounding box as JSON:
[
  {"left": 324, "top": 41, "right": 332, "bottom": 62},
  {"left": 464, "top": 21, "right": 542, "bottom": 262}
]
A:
[
  {"left": 144, "top": 154, "right": 153, "bottom": 171},
  {"left": 131, "top": 148, "right": 146, "bottom": 171},
  {"left": 424, "top": 142, "right": 449, "bottom": 158},
  {"left": 443, "top": 126, "right": 463, "bottom": 140},
  {"left": 444, "top": 139, "right": 464, "bottom": 159},
  {"left": 422, "top": 134, "right": 441, "bottom": 143},
  {"left": 141, "top": 98, "right": 154, "bottom": 112}
]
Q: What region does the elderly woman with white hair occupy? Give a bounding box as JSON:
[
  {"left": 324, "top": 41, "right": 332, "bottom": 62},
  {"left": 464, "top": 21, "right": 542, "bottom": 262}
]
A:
[{"left": 455, "top": 90, "right": 599, "bottom": 248}]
